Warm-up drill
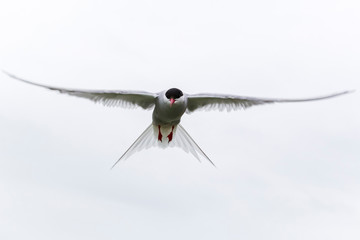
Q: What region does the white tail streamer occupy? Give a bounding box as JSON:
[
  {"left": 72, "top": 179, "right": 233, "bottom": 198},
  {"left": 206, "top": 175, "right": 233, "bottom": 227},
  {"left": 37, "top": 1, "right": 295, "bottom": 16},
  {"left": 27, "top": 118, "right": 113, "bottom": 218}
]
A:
[{"left": 111, "top": 124, "right": 215, "bottom": 168}]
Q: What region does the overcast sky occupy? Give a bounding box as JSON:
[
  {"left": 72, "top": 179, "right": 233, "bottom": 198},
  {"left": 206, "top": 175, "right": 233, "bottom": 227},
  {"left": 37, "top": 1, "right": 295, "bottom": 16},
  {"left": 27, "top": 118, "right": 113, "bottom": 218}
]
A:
[{"left": 0, "top": 0, "right": 359, "bottom": 239}]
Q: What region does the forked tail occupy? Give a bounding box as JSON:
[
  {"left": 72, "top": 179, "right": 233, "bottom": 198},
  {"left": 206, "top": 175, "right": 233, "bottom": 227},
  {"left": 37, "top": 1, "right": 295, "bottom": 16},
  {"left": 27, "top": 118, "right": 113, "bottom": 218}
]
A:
[
  {"left": 111, "top": 124, "right": 215, "bottom": 168},
  {"left": 174, "top": 125, "right": 215, "bottom": 166}
]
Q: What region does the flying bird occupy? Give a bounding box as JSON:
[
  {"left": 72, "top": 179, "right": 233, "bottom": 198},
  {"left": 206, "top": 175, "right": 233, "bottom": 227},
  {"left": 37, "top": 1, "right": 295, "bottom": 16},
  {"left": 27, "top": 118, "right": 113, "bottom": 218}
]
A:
[{"left": 4, "top": 71, "right": 353, "bottom": 168}]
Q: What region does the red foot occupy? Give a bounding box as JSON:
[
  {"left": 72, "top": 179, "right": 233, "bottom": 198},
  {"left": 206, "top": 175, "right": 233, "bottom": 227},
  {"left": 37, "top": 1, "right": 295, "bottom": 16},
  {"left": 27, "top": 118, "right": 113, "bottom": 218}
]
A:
[
  {"left": 167, "top": 126, "right": 175, "bottom": 143},
  {"left": 158, "top": 125, "right": 163, "bottom": 142}
]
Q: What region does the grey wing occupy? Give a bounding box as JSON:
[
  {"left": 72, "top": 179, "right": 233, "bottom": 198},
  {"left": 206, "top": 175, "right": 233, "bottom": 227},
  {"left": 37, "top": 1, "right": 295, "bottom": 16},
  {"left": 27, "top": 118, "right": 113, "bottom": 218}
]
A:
[
  {"left": 186, "top": 91, "right": 353, "bottom": 113},
  {"left": 4, "top": 71, "right": 157, "bottom": 109}
]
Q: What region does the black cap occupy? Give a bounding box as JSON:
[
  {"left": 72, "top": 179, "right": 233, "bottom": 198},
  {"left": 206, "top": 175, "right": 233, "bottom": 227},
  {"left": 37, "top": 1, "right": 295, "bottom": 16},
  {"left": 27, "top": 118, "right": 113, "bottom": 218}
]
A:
[{"left": 165, "top": 88, "right": 183, "bottom": 99}]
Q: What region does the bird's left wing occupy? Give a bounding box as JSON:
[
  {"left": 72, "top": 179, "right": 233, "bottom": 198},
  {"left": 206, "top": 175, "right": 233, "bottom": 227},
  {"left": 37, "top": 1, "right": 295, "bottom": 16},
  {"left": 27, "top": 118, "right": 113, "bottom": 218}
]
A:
[
  {"left": 186, "top": 91, "right": 353, "bottom": 113},
  {"left": 4, "top": 71, "right": 157, "bottom": 109}
]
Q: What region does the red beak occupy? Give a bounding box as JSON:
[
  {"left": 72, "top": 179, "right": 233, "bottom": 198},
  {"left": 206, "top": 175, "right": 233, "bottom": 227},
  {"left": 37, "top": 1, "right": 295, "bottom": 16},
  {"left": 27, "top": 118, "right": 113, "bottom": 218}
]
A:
[{"left": 170, "top": 98, "right": 175, "bottom": 106}]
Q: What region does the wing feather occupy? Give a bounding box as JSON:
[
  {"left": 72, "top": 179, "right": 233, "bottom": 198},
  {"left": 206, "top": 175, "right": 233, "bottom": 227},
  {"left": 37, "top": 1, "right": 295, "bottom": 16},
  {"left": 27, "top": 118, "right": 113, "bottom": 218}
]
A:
[
  {"left": 4, "top": 71, "right": 157, "bottom": 109},
  {"left": 186, "top": 91, "right": 353, "bottom": 113}
]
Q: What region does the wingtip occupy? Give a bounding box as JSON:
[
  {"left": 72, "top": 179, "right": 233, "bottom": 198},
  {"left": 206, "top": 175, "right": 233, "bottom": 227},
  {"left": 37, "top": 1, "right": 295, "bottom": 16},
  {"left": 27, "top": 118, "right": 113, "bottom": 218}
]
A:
[
  {"left": 328, "top": 90, "right": 355, "bottom": 98},
  {"left": 2, "top": 70, "right": 25, "bottom": 82},
  {"left": 209, "top": 161, "right": 217, "bottom": 168},
  {"left": 110, "top": 157, "right": 124, "bottom": 170},
  {"left": 2, "top": 69, "right": 12, "bottom": 77},
  {"left": 110, "top": 164, "right": 117, "bottom": 170}
]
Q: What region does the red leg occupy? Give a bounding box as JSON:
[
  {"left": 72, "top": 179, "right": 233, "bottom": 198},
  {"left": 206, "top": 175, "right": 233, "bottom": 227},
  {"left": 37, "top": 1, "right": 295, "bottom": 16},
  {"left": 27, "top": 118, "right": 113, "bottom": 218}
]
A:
[
  {"left": 158, "top": 125, "right": 163, "bottom": 142},
  {"left": 167, "top": 126, "right": 175, "bottom": 143}
]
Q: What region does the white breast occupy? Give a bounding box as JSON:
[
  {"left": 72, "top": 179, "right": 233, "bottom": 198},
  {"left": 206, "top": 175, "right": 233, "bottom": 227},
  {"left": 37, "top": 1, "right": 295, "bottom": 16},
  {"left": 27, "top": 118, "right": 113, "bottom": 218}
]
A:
[{"left": 152, "top": 92, "right": 187, "bottom": 126}]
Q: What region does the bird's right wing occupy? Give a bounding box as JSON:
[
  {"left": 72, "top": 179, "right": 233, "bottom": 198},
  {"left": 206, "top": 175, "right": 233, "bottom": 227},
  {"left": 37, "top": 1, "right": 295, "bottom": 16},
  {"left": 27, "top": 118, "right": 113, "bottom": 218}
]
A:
[
  {"left": 186, "top": 91, "right": 353, "bottom": 113},
  {"left": 4, "top": 71, "right": 157, "bottom": 109}
]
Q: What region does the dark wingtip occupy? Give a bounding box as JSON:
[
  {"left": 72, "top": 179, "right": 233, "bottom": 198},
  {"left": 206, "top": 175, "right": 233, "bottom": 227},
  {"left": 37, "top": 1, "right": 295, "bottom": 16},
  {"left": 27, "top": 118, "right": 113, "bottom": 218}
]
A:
[
  {"left": 110, "top": 158, "right": 123, "bottom": 170},
  {"left": 2, "top": 69, "right": 13, "bottom": 77},
  {"left": 2, "top": 70, "right": 28, "bottom": 84}
]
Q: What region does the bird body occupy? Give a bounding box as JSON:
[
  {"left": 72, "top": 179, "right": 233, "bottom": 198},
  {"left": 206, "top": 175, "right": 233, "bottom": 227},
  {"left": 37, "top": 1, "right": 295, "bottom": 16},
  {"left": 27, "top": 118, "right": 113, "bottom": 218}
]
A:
[
  {"left": 3, "top": 71, "right": 353, "bottom": 168},
  {"left": 153, "top": 89, "right": 187, "bottom": 127}
]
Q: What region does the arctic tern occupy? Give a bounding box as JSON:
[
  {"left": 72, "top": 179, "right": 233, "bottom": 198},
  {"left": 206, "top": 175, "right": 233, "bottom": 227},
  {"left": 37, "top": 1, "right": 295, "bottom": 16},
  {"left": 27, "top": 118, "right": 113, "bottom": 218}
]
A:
[{"left": 4, "top": 71, "right": 352, "bottom": 168}]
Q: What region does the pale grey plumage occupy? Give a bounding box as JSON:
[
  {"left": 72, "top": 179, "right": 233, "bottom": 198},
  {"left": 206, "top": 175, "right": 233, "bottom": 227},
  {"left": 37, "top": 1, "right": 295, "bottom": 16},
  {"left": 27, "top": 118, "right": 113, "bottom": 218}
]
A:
[
  {"left": 186, "top": 91, "right": 353, "bottom": 113},
  {"left": 4, "top": 71, "right": 352, "bottom": 113},
  {"left": 4, "top": 71, "right": 353, "bottom": 167},
  {"left": 3, "top": 71, "right": 157, "bottom": 109}
]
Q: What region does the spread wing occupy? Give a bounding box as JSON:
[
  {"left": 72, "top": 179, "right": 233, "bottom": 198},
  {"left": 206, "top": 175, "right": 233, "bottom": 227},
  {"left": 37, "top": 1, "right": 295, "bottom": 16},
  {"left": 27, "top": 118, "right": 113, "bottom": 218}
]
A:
[
  {"left": 4, "top": 71, "right": 157, "bottom": 109},
  {"left": 186, "top": 91, "right": 353, "bottom": 113}
]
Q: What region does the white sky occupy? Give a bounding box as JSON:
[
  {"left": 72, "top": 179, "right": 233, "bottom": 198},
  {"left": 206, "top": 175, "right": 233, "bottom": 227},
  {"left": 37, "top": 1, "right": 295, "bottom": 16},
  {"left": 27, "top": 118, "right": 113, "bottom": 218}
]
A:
[{"left": 0, "top": 0, "right": 359, "bottom": 239}]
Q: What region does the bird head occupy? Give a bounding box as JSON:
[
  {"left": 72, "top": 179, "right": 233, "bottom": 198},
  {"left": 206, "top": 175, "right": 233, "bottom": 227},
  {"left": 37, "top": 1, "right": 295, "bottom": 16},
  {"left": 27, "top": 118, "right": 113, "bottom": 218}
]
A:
[{"left": 165, "top": 88, "right": 183, "bottom": 107}]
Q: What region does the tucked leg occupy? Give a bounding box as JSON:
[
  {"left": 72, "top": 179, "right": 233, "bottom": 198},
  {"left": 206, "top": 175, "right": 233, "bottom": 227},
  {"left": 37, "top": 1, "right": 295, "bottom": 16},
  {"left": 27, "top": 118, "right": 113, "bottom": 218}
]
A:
[
  {"left": 158, "top": 125, "right": 163, "bottom": 142},
  {"left": 167, "top": 126, "right": 175, "bottom": 143}
]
